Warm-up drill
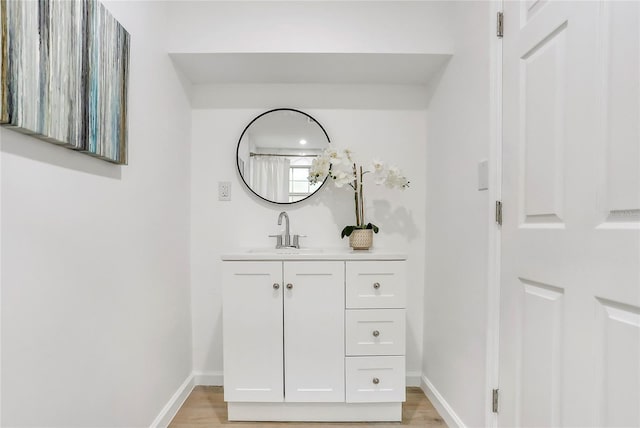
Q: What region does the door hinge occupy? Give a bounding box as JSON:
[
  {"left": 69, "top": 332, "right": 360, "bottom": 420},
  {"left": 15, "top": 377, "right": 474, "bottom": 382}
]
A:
[
  {"left": 497, "top": 12, "right": 504, "bottom": 38},
  {"left": 495, "top": 201, "right": 503, "bottom": 226},
  {"left": 492, "top": 388, "right": 499, "bottom": 413}
]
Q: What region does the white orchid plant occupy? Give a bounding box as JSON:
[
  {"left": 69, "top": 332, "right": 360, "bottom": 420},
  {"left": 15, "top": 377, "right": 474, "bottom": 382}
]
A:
[{"left": 308, "top": 148, "right": 409, "bottom": 238}]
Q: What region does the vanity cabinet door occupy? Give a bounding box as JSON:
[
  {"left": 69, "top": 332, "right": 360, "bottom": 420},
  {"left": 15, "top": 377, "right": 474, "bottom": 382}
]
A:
[
  {"left": 283, "top": 261, "right": 345, "bottom": 402},
  {"left": 223, "top": 261, "right": 283, "bottom": 402}
]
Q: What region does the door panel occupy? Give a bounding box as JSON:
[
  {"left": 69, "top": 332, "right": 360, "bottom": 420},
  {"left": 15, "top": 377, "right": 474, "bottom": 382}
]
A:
[
  {"left": 284, "top": 261, "right": 345, "bottom": 402},
  {"left": 520, "top": 279, "right": 564, "bottom": 428},
  {"left": 520, "top": 21, "right": 567, "bottom": 226},
  {"left": 594, "top": 298, "right": 640, "bottom": 427},
  {"left": 500, "top": 1, "right": 640, "bottom": 427},
  {"left": 222, "top": 261, "right": 283, "bottom": 402},
  {"left": 522, "top": 0, "right": 549, "bottom": 26},
  {"left": 599, "top": 2, "right": 640, "bottom": 224}
]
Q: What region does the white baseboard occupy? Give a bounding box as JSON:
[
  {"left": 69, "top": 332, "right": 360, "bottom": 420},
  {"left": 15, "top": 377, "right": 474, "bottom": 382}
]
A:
[
  {"left": 150, "top": 373, "right": 195, "bottom": 428},
  {"left": 406, "top": 371, "right": 422, "bottom": 387},
  {"left": 420, "top": 374, "right": 465, "bottom": 428},
  {"left": 193, "top": 370, "right": 224, "bottom": 386}
]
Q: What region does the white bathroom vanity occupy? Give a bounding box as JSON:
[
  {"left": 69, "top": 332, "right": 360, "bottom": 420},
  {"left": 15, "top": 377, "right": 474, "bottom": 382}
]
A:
[{"left": 221, "top": 250, "right": 407, "bottom": 422}]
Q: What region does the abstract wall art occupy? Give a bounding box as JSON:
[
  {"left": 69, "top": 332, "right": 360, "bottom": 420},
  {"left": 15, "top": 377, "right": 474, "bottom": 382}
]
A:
[{"left": 0, "top": 0, "right": 130, "bottom": 164}]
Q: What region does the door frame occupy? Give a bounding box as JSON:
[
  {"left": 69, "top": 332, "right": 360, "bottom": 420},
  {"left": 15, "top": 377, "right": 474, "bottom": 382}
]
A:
[{"left": 485, "top": 1, "right": 504, "bottom": 427}]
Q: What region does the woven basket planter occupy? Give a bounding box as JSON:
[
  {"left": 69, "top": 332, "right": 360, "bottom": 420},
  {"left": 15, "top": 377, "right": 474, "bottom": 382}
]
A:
[{"left": 348, "top": 229, "right": 373, "bottom": 250}]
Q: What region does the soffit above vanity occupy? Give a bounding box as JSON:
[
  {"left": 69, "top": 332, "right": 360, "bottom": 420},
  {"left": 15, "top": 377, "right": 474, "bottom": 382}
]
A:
[{"left": 169, "top": 52, "right": 451, "bottom": 85}]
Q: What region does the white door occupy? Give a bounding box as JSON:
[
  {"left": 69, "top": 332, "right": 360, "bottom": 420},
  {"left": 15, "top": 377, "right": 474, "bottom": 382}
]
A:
[
  {"left": 222, "top": 261, "right": 283, "bottom": 402},
  {"left": 284, "top": 261, "right": 345, "bottom": 402},
  {"left": 499, "top": 1, "right": 640, "bottom": 427}
]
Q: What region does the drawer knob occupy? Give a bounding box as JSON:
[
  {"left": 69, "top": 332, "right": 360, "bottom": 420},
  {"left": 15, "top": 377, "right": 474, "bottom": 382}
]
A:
[
  {"left": 372, "top": 377, "right": 380, "bottom": 385},
  {"left": 273, "top": 283, "right": 280, "bottom": 290},
  {"left": 286, "top": 283, "right": 293, "bottom": 289},
  {"left": 372, "top": 330, "right": 380, "bottom": 337},
  {"left": 373, "top": 282, "right": 381, "bottom": 289}
]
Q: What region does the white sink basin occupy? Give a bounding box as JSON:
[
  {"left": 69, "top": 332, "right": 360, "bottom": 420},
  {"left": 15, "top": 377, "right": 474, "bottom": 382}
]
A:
[{"left": 247, "top": 248, "right": 324, "bottom": 255}]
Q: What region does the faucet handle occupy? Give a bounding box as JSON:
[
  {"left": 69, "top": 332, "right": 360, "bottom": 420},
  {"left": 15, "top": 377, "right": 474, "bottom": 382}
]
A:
[
  {"left": 269, "top": 234, "right": 283, "bottom": 248},
  {"left": 292, "top": 234, "right": 307, "bottom": 249}
]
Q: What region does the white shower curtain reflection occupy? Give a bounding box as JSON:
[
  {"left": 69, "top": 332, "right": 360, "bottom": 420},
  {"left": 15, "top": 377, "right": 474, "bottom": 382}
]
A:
[{"left": 250, "top": 156, "right": 290, "bottom": 202}]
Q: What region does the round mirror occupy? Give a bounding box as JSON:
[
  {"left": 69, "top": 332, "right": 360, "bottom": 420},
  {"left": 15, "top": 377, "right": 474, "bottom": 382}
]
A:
[{"left": 236, "top": 108, "right": 330, "bottom": 204}]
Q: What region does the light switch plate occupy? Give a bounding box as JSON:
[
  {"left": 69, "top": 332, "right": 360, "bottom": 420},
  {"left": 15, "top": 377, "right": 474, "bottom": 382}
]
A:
[{"left": 478, "top": 159, "right": 488, "bottom": 191}]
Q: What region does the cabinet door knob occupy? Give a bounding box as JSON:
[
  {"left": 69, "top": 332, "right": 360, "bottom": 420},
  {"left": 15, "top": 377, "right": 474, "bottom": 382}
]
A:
[
  {"left": 273, "top": 283, "right": 280, "bottom": 290},
  {"left": 372, "top": 330, "right": 380, "bottom": 337},
  {"left": 373, "top": 282, "right": 381, "bottom": 289},
  {"left": 286, "top": 283, "right": 293, "bottom": 289},
  {"left": 372, "top": 377, "right": 380, "bottom": 385}
]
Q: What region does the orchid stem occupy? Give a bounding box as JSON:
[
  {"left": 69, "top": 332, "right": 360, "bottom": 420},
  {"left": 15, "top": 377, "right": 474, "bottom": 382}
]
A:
[
  {"left": 359, "top": 166, "right": 364, "bottom": 226},
  {"left": 353, "top": 163, "right": 360, "bottom": 226}
]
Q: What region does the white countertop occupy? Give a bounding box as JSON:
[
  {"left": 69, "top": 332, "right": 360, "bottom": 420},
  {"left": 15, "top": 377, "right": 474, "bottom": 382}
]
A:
[{"left": 221, "top": 248, "right": 408, "bottom": 261}]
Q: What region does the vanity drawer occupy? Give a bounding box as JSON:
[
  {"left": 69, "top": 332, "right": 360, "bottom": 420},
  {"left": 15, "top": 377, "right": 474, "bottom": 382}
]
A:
[
  {"left": 346, "top": 261, "right": 406, "bottom": 309},
  {"left": 345, "top": 356, "right": 406, "bottom": 403},
  {"left": 346, "top": 309, "right": 405, "bottom": 356}
]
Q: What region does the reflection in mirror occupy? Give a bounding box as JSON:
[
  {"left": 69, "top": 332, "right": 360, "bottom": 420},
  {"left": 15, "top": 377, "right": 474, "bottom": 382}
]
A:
[{"left": 237, "top": 109, "right": 330, "bottom": 204}]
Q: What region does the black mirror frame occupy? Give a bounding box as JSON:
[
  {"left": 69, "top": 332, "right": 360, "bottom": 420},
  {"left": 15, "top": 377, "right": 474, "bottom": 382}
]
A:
[{"left": 236, "top": 108, "right": 331, "bottom": 205}]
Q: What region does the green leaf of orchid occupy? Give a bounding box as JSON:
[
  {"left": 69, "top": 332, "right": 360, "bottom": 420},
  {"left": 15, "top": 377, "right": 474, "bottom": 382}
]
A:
[
  {"left": 341, "top": 226, "right": 356, "bottom": 238},
  {"left": 365, "top": 223, "right": 380, "bottom": 233}
]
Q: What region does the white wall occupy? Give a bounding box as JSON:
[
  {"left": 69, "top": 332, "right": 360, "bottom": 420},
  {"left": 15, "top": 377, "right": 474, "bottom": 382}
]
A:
[
  {"left": 166, "top": 1, "right": 453, "bottom": 55},
  {"left": 0, "top": 1, "right": 494, "bottom": 426},
  {"left": 0, "top": 2, "right": 192, "bottom": 427},
  {"left": 423, "top": 1, "right": 493, "bottom": 427},
  {"left": 191, "top": 105, "right": 427, "bottom": 381}
]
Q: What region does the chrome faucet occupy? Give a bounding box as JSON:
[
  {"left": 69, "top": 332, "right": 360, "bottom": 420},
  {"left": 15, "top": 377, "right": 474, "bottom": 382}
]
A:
[
  {"left": 270, "top": 211, "right": 304, "bottom": 249},
  {"left": 278, "top": 211, "right": 291, "bottom": 247}
]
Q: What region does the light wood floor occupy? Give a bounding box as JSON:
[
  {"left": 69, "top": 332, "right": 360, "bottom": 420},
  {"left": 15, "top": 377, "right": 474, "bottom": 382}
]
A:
[{"left": 169, "top": 386, "right": 447, "bottom": 428}]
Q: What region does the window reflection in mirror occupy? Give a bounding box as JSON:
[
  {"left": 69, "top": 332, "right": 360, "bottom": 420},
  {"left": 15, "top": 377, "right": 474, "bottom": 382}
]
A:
[{"left": 237, "top": 109, "right": 330, "bottom": 204}]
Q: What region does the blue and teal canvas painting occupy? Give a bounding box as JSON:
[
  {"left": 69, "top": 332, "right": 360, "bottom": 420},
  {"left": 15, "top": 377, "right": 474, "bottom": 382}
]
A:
[{"left": 0, "top": 0, "right": 130, "bottom": 164}]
